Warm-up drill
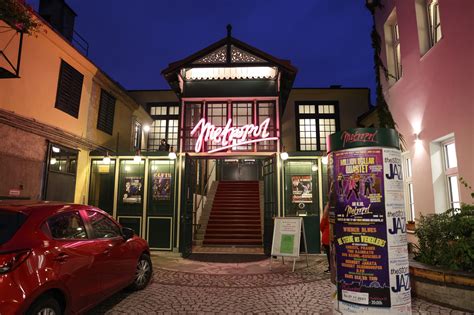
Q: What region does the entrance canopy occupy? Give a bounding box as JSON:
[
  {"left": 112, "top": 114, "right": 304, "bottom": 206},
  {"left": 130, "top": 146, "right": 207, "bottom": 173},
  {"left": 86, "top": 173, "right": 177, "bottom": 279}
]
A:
[{"left": 162, "top": 25, "right": 297, "bottom": 114}]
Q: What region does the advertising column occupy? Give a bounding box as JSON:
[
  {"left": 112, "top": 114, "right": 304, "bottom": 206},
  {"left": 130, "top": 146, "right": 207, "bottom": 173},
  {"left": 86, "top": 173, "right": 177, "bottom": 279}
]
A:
[{"left": 327, "top": 128, "right": 411, "bottom": 314}]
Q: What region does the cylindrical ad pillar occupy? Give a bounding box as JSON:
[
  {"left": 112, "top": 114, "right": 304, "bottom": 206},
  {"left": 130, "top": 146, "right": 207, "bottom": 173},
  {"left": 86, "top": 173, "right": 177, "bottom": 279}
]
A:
[{"left": 327, "top": 128, "right": 411, "bottom": 314}]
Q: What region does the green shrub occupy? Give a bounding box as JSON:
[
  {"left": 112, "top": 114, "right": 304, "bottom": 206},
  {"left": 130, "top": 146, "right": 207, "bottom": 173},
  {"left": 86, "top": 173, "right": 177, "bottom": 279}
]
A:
[{"left": 413, "top": 204, "right": 474, "bottom": 272}]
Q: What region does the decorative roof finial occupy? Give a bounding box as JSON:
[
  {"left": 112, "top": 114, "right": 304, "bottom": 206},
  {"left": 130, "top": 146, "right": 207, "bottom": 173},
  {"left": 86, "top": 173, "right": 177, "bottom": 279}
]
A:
[{"left": 227, "top": 24, "right": 232, "bottom": 38}]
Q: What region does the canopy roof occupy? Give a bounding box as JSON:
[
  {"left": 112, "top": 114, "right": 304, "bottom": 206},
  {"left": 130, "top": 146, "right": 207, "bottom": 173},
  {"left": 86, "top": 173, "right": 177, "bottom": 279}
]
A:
[{"left": 162, "top": 25, "right": 297, "bottom": 111}]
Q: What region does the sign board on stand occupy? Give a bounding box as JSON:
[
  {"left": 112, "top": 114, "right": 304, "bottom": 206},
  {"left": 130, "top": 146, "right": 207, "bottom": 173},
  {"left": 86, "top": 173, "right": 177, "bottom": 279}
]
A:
[{"left": 270, "top": 217, "right": 309, "bottom": 272}]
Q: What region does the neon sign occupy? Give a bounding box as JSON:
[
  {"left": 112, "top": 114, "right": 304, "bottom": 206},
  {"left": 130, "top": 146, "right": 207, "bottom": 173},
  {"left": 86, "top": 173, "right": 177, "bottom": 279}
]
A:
[{"left": 190, "top": 118, "right": 278, "bottom": 153}]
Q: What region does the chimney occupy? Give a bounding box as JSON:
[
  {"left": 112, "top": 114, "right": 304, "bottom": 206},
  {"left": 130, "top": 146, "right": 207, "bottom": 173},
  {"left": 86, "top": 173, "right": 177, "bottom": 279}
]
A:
[{"left": 39, "top": 0, "right": 77, "bottom": 41}]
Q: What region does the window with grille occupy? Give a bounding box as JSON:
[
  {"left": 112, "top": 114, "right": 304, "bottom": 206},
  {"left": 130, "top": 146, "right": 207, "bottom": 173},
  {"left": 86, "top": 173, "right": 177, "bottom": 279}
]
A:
[
  {"left": 147, "top": 104, "right": 180, "bottom": 151},
  {"left": 296, "top": 103, "right": 338, "bottom": 152},
  {"left": 183, "top": 101, "right": 277, "bottom": 152},
  {"left": 55, "top": 60, "right": 84, "bottom": 118},
  {"left": 97, "top": 89, "right": 116, "bottom": 135}
]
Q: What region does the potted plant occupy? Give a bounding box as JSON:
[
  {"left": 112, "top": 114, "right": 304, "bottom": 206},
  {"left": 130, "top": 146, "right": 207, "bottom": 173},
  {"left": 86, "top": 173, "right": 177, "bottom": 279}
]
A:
[{"left": 0, "top": 0, "right": 41, "bottom": 34}]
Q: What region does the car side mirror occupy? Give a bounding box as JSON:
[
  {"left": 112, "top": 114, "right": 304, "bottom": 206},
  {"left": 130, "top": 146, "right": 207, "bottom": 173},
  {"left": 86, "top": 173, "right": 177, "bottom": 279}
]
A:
[{"left": 122, "top": 227, "right": 135, "bottom": 240}]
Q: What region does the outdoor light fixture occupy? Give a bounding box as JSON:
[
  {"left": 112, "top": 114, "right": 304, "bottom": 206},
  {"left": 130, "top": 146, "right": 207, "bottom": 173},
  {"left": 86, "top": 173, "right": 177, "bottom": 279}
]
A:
[
  {"left": 102, "top": 152, "right": 111, "bottom": 164},
  {"left": 50, "top": 157, "right": 57, "bottom": 165},
  {"left": 168, "top": 146, "right": 177, "bottom": 160},
  {"left": 312, "top": 164, "right": 318, "bottom": 172},
  {"left": 133, "top": 150, "right": 142, "bottom": 163},
  {"left": 321, "top": 156, "right": 328, "bottom": 165},
  {"left": 414, "top": 133, "right": 421, "bottom": 144},
  {"left": 143, "top": 124, "right": 150, "bottom": 132},
  {"left": 52, "top": 146, "right": 60, "bottom": 153}
]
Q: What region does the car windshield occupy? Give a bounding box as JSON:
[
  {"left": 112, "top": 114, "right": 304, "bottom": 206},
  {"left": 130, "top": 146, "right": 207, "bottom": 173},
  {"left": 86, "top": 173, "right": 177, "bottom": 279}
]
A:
[{"left": 0, "top": 210, "right": 27, "bottom": 245}]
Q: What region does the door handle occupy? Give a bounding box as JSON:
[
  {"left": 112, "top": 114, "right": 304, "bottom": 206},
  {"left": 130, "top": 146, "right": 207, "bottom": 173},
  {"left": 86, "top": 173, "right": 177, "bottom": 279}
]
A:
[
  {"left": 53, "top": 253, "right": 69, "bottom": 262},
  {"left": 103, "top": 243, "right": 114, "bottom": 255}
]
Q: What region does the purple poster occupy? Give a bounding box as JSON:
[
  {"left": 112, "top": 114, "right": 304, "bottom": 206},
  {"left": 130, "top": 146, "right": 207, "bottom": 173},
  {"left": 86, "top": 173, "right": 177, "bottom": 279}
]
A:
[{"left": 333, "top": 148, "right": 391, "bottom": 307}]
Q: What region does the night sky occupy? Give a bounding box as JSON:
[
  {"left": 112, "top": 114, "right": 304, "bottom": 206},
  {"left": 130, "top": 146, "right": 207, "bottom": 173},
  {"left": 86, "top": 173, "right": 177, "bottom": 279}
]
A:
[{"left": 29, "top": 0, "right": 375, "bottom": 100}]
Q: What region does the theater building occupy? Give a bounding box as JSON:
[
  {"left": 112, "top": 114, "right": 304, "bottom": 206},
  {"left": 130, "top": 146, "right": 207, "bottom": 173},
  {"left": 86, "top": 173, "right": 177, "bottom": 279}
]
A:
[{"left": 88, "top": 27, "right": 371, "bottom": 255}]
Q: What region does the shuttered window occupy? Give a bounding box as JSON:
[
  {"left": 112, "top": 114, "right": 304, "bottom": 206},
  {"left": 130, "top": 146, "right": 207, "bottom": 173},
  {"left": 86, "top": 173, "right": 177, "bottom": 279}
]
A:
[
  {"left": 55, "top": 60, "right": 84, "bottom": 118},
  {"left": 97, "top": 89, "right": 116, "bottom": 135}
]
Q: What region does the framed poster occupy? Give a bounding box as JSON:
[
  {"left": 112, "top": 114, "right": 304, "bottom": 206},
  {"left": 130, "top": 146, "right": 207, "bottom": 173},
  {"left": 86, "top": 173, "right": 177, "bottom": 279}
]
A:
[
  {"left": 152, "top": 172, "right": 171, "bottom": 201},
  {"left": 291, "top": 175, "right": 312, "bottom": 203},
  {"left": 122, "top": 176, "right": 143, "bottom": 204}
]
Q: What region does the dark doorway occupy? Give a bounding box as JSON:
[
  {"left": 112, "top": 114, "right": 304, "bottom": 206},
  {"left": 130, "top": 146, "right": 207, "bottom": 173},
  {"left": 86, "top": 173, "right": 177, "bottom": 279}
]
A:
[
  {"left": 219, "top": 159, "right": 259, "bottom": 181},
  {"left": 44, "top": 143, "right": 78, "bottom": 202}
]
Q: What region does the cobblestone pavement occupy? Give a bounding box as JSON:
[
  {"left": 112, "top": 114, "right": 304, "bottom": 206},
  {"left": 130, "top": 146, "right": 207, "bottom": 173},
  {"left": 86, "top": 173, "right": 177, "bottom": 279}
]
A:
[{"left": 88, "top": 254, "right": 473, "bottom": 315}]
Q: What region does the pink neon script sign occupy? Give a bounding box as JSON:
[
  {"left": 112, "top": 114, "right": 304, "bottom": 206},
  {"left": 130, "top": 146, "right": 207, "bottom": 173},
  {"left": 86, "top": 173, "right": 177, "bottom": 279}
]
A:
[{"left": 190, "top": 118, "right": 278, "bottom": 153}]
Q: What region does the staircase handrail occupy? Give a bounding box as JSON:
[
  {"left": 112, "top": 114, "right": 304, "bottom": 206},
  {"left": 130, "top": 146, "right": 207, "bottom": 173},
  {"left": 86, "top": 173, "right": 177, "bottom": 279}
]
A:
[{"left": 193, "top": 161, "right": 217, "bottom": 234}]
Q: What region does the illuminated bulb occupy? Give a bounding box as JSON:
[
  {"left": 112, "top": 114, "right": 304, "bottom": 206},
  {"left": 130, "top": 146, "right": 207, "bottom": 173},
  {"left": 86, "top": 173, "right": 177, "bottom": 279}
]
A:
[
  {"left": 102, "top": 156, "right": 111, "bottom": 164},
  {"left": 312, "top": 164, "right": 318, "bottom": 172},
  {"left": 52, "top": 146, "right": 60, "bottom": 153},
  {"left": 143, "top": 125, "right": 150, "bottom": 132},
  {"left": 50, "top": 158, "right": 57, "bottom": 165},
  {"left": 280, "top": 152, "right": 289, "bottom": 161},
  {"left": 133, "top": 155, "right": 142, "bottom": 163},
  {"left": 168, "top": 151, "right": 177, "bottom": 160},
  {"left": 321, "top": 156, "right": 328, "bottom": 165}
]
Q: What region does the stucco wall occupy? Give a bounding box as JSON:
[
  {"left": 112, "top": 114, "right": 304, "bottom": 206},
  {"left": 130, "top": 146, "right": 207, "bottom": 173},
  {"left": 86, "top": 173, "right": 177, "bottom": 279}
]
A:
[
  {"left": 374, "top": 0, "right": 474, "bottom": 215},
  {"left": 281, "top": 88, "right": 371, "bottom": 152}
]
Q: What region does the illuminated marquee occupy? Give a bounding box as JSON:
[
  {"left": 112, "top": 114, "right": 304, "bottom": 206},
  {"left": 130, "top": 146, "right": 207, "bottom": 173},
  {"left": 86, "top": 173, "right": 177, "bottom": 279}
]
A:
[{"left": 190, "top": 118, "right": 278, "bottom": 153}]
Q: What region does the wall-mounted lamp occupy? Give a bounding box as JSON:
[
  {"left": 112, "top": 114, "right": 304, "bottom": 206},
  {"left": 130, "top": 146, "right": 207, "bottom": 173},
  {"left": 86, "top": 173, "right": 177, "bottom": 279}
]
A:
[
  {"left": 133, "top": 150, "right": 142, "bottom": 163},
  {"left": 168, "top": 146, "right": 177, "bottom": 160},
  {"left": 414, "top": 133, "right": 421, "bottom": 144},
  {"left": 102, "top": 151, "right": 111, "bottom": 164},
  {"left": 143, "top": 124, "right": 150, "bottom": 132},
  {"left": 321, "top": 155, "right": 328, "bottom": 165},
  {"left": 280, "top": 146, "right": 289, "bottom": 161}
]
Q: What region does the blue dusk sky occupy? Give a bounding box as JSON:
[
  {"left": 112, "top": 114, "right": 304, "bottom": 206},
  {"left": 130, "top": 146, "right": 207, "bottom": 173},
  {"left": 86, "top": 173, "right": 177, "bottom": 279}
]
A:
[{"left": 28, "top": 0, "right": 375, "bottom": 100}]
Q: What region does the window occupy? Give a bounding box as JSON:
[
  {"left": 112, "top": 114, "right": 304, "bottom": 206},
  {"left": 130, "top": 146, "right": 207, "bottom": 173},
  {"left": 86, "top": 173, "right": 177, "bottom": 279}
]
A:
[
  {"left": 384, "top": 10, "right": 402, "bottom": 84},
  {"left": 296, "top": 103, "right": 338, "bottom": 151},
  {"left": 86, "top": 211, "right": 122, "bottom": 238},
  {"left": 48, "top": 144, "right": 78, "bottom": 175},
  {"left": 55, "top": 60, "right": 84, "bottom": 118},
  {"left": 427, "top": 0, "right": 442, "bottom": 46},
  {"left": 97, "top": 89, "right": 116, "bottom": 135},
  {"left": 148, "top": 104, "right": 180, "bottom": 151},
  {"left": 443, "top": 140, "right": 460, "bottom": 210},
  {"left": 47, "top": 211, "right": 87, "bottom": 239},
  {"left": 0, "top": 211, "right": 26, "bottom": 245},
  {"left": 415, "top": 0, "right": 442, "bottom": 55},
  {"left": 403, "top": 154, "right": 415, "bottom": 221},
  {"left": 133, "top": 120, "right": 142, "bottom": 150}
]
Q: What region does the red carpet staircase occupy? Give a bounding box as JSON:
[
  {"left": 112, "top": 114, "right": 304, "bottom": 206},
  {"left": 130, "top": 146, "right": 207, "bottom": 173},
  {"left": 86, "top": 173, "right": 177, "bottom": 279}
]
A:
[{"left": 203, "top": 181, "right": 262, "bottom": 246}]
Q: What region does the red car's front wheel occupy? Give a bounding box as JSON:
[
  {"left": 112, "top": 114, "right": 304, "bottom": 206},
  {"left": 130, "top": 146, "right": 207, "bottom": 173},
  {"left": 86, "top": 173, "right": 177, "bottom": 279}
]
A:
[{"left": 129, "top": 254, "right": 152, "bottom": 291}]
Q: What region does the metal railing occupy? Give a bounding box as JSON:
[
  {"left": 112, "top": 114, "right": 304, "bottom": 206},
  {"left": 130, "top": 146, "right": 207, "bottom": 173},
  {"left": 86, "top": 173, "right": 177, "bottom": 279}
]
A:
[{"left": 192, "top": 161, "right": 217, "bottom": 235}]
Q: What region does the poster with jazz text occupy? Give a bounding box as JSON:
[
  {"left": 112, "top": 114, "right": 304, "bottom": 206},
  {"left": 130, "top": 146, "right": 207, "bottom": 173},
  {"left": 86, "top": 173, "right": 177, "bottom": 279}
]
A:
[{"left": 333, "top": 148, "right": 391, "bottom": 307}]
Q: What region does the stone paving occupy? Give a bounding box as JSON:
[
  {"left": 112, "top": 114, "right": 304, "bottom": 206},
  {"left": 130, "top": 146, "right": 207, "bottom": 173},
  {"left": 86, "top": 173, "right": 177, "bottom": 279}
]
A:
[{"left": 88, "top": 253, "right": 473, "bottom": 315}]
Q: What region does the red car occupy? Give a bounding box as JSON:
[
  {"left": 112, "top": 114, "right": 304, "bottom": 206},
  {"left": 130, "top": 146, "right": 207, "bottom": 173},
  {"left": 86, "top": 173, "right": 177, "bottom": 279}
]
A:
[{"left": 0, "top": 201, "right": 152, "bottom": 315}]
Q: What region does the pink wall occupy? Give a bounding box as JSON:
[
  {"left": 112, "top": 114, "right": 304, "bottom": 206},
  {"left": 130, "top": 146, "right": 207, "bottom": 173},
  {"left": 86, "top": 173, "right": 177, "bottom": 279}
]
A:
[{"left": 375, "top": 0, "right": 474, "bottom": 215}]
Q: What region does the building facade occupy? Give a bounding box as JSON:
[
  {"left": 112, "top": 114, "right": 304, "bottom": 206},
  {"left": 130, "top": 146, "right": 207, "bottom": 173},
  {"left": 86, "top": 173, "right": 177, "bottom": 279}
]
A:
[
  {"left": 0, "top": 5, "right": 152, "bottom": 204},
  {"left": 370, "top": 0, "right": 473, "bottom": 222},
  {"left": 1, "top": 2, "right": 373, "bottom": 255}
]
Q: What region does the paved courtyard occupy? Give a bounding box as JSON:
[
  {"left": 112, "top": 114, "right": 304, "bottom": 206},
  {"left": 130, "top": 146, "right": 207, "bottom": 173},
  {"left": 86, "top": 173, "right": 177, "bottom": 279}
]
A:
[{"left": 88, "top": 253, "right": 472, "bottom": 314}]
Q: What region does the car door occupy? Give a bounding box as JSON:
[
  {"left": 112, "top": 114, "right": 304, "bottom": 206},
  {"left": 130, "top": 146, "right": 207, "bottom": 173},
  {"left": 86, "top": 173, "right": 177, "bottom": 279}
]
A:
[
  {"left": 84, "top": 210, "right": 136, "bottom": 296},
  {"left": 46, "top": 210, "right": 99, "bottom": 312}
]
